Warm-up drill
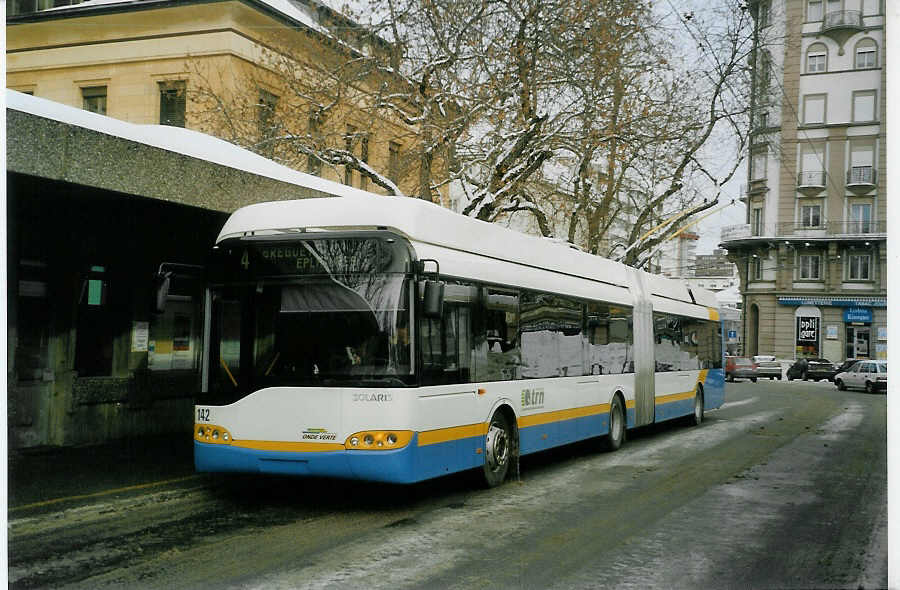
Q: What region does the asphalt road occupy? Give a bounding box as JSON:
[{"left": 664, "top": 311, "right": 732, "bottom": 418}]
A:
[{"left": 9, "top": 380, "right": 888, "bottom": 589}]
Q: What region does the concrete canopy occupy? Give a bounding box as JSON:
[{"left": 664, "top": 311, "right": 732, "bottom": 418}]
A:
[{"left": 6, "top": 90, "right": 355, "bottom": 213}]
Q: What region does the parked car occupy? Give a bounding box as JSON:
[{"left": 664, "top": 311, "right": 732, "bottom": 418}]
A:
[
  {"left": 828, "top": 359, "right": 860, "bottom": 381},
  {"left": 726, "top": 356, "right": 757, "bottom": 382},
  {"left": 786, "top": 358, "right": 838, "bottom": 381},
  {"left": 833, "top": 360, "right": 887, "bottom": 393},
  {"left": 752, "top": 355, "right": 782, "bottom": 380}
]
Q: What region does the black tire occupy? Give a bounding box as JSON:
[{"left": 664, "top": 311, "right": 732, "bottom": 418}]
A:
[
  {"left": 751, "top": 377, "right": 757, "bottom": 383},
  {"left": 689, "top": 387, "right": 704, "bottom": 426},
  {"left": 836, "top": 379, "right": 846, "bottom": 391},
  {"left": 727, "top": 373, "right": 734, "bottom": 383},
  {"left": 865, "top": 381, "right": 874, "bottom": 394},
  {"left": 604, "top": 396, "right": 625, "bottom": 451},
  {"left": 483, "top": 411, "right": 513, "bottom": 487},
  {"left": 788, "top": 375, "right": 794, "bottom": 381}
]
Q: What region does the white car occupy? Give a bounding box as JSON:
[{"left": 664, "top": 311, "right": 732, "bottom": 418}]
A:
[
  {"left": 751, "top": 355, "right": 782, "bottom": 380},
  {"left": 833, "top": 360, "right": 887, "bottom": 393}
]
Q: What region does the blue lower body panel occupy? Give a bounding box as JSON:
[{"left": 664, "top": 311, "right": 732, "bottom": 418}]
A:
[
  {"left": 519, "top": 412, "right": 613, "bottom": 455},
  {"left": 704, "top": 368, "right": 726, "bottom": 409}
]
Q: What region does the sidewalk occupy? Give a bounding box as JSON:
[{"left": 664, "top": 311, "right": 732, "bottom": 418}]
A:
[{"left": 8, "top": 434, "right": 198, "bottom": 515}]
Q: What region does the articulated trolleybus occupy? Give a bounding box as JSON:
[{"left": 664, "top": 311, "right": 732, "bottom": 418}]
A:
[{"left": 192, "top": 194, "right": 724, "bottom": 487}]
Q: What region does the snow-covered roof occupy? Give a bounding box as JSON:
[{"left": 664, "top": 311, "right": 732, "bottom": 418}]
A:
[
  {"left": 716, "top": 284, "right": 742, "bottom": 306},
  {"left": 38, "top": 0, "right": 327, "bottom": 34},
  {"left": 7, "top": 89, "right": 376, "bottom": 201}
]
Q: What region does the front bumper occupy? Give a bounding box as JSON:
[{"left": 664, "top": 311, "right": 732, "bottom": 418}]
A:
[
  {"left": 730, "top": 369, "right": 757, "bottom": 379},
  {"left": 194, "top": 431, "right": 485, "bottom": 484}
]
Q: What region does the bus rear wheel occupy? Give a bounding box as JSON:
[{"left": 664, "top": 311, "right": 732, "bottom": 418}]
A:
[
  {"left": 483, "top": 411, "right": 512, "bottom": 487},
  {"left": 604, "top": 396, "right": 625, "bottom": 451}
]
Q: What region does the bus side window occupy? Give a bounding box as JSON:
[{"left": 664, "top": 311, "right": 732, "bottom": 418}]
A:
[
  {"left": 472, "top": 287, "right": 519, "bottom": 382},
  {"left": 587, "top": 302, "right": 633, "bottom": 375}
]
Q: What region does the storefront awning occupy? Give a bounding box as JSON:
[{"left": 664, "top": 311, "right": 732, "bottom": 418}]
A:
[{"left": 778, "top": 296, "right": 886, "bottom": 307}]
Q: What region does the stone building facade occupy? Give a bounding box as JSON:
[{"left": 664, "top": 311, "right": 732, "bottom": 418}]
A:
[{"left": 721, "top": 0, "right": 886, "bottom": 362}]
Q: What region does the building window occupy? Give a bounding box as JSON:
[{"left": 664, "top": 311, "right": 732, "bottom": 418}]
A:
[
  {"left": 849, "top": 203, "right": 872, "bottom": 233},
  {"left": 757, "top": 0, "right": 770, "bottom": 27},
  {"left": 855, "top": 39, "right": 877, "bottom": 68},
  {"left": 751, "top": 207, "right": 763, "bottom": 236},
  {"left": 848, "top": 141, "right": 875, "bottom": 185},
  {"left": 806, "top": 44, "right": 827, "bottom": 73},
  {"left": 344, "top": 125, "right": 357, "bottom": 186},
  {"left": 257, "top": 89, "right": 279, "bottom": 152},
  {"left": 799, "top": 254, "right": 821, "bottom": 280},
  {"left": 852, "top": 90, "right": 876, "bottom": 122},
  {"left": 799, "top": 143, "right": 826, "bottom": 186},
  {"left": 803, "top": 94, "right": 826, "bottom": 125},
  {"left": 807, "top": 0, "right": 823, "bottom": 21},
  {"left": 751, "top": 150, "right": 767, "bottom": 180},
  {"left": 360, "top": 135, "right": 369, "bottom": 190},
  {"left": 756, "top": 50, "right": 772, "bottom": 96},
  {"left": 752, "top": 257, "right": 763, "bottom": 280},
  {"left": 847, "top": 253, "right": 871, "bottom": 280},
  {"left": 159, "top": 81, "right": 186, "bottom": 127},
  {"left": 388, "top": 141, "right": 401, "bottom": 183},
  {"left": 82, "top": 86, "right": 107, "bottom": 115},
  {"left": 307, "top": 113, "right": 322, "bottom": 175},
  {"left": 800, "top": 204, "right": 821, "bottom": 228}
]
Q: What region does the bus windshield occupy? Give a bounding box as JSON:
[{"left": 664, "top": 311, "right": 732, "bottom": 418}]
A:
[{"left": 206, "top": 236, "right": 414, "bottom": 397}]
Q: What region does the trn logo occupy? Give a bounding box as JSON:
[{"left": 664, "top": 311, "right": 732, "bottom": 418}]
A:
[{"left": 521, "top": 387, "right": 545, "bottom": 410}]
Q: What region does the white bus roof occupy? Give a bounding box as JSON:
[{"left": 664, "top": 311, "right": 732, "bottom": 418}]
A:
[{"left": 219, "top": 196, "right": 719, "bottom": 316}]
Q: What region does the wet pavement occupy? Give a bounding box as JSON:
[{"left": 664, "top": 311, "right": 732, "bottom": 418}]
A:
[{"left": 8, "top": 433, "right": 198, "bottom": 516}]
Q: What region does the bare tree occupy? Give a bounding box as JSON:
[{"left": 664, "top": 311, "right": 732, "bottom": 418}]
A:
[{"left": 189, "top": 0, "right": 755, "bottom": 267}]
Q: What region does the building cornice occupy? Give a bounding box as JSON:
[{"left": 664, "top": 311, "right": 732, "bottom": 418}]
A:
[{"left": 799, "top": 67, "right": 882, "bottom": 77}]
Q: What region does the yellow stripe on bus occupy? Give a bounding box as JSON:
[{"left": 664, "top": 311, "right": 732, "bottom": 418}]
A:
[
  {"left": 655, "top": 370, "right": 709, "bottom": 405},
  {"left": 655, "top": 391, "right": 696, "bottom": 405},
  {"left": 517, "top": 403, "right": 610, "bottom": 429},
  {"left": 418, "top": 399, "right": 632, "bottom": 446},
  {"left": 418, "top": 423, "right": 488, "bottom": 446}
]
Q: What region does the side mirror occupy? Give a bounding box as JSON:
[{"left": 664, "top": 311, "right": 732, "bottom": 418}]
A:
[
  {"left": 153, "top": 272, "right": 171, "bottom": 314},
  {"left": 423, "top": 280, "right": 444, "bottom": 319}
]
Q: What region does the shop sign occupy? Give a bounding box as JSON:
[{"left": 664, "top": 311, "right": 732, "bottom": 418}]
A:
[
  {"left": 826, "top": 325, "right": 838, "bottom": 340},
  {"left": 727, "top": 330, "right": 738, "bottom": 341},
  {"left": 843, "top": 308, "right": 872, "bottom": 324},
  {"left": 796, "top": 317, "right": 819, "bottom": 343},
  {"left": 778, "top": 297, "right": 886, "bottom": 307}
]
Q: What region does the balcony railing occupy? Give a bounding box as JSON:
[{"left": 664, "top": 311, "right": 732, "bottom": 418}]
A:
[
  {"left": 847, "top": 166, "right": 876, "bottom": 186},
  {"left": 797, "top": 171, "right": 826, "bottom": 188},
  {"left": 719, "top": 221, "right": 886, "bottom": 244},
  {"left": 822, "top": 10, "right": 863, "bottom": 32},
  {"left": 833, "top": 220, "right": 885, "bottom": 235}
]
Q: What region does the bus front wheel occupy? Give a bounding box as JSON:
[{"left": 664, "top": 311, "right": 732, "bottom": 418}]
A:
[
  {"left": 690, "top": 387, "right": 704, "bottom": 426},
  {"left": 483, "top": 411, "right": 512, "bottom": 487},
  {"left": 604, "top": 396, "right": 625, "bottom": 451}
]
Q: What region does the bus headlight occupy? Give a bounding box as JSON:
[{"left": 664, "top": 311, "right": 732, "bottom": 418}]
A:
[{"left": 344, "top": 430, "right": 413, "bottom": 450}]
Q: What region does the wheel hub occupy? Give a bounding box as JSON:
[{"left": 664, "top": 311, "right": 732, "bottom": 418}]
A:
[{"left": 485, "top": 422, "right": 509, "bottom": 472}]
